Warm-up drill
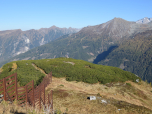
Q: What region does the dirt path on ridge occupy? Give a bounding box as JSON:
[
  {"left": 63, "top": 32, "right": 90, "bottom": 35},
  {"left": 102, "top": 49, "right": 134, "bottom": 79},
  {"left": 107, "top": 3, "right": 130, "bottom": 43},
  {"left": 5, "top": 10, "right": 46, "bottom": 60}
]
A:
[{"left": 32, "top": 63, "right": 47, "bottom": 75}]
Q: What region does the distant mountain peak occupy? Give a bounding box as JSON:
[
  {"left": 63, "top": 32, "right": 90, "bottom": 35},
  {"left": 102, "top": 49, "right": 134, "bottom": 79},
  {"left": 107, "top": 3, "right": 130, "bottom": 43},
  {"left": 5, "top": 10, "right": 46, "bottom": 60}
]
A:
[
  {"left": 113, "top": 17, "right": 123, "bottom": 19},
  {"left": 112, "top": 17, "right": 130, "bottom": 24},
  {"left": 51, "top": 25, "right": 57, "bottom": 28},
  {"left": 136, "top": 17, "right": 152, "bottom": 24}
]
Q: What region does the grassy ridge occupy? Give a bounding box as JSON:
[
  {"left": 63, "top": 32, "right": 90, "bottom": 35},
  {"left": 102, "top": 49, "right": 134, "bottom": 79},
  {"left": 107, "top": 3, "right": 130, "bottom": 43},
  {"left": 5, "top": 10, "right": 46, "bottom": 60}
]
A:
[
  {"left": 0, "top": 60, "right": 45, "bottom": 86},
  {"left": 0, "top": 58, "right": 141, "bottom": 86}
]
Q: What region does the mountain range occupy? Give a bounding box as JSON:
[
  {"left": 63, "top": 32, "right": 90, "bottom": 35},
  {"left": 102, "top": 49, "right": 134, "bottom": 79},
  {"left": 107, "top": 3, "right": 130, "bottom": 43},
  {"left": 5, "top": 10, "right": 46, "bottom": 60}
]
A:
[
  {"left": 0, "top": 26, "right": 80, "bottom": 62},
  {"left": 0, "top": 17, "right": 152, "bottom": 83}
]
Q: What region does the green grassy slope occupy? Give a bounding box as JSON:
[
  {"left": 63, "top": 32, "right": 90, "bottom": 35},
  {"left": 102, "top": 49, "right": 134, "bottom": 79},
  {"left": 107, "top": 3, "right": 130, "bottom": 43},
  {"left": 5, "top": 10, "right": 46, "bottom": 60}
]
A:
[
  {"left": 0, "top": 60, "right": 45, "bottom": 86},
  {"left": 0, "top": 58, "right": 141, "bottom": 86}
]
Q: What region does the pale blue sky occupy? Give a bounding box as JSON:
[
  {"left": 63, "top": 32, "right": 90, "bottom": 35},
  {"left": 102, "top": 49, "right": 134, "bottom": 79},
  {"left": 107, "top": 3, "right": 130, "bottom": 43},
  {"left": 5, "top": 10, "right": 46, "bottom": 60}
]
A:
[{"left": 0, "top": 0, "right": 152, "bottom": 31}]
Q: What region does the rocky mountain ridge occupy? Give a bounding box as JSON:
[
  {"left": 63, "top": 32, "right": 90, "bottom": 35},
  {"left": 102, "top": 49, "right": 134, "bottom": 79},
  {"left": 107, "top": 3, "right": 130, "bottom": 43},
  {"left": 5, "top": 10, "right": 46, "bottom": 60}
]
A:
[
  {"left": 0, "top": 26, "right": 80, "bottom": 62},
  {"left": 6, "top": 17, "right": 152, "bottom": 60}
]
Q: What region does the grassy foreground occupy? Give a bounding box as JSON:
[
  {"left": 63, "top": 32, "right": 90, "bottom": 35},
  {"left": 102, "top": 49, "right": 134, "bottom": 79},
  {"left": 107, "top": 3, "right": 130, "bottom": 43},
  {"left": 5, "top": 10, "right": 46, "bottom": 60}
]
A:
[
  {"left": 0, "top": 77, "right": 152, "bottom": 114},
  {"left": 0, "top": 58, "right": 152, "bottom": 113}
]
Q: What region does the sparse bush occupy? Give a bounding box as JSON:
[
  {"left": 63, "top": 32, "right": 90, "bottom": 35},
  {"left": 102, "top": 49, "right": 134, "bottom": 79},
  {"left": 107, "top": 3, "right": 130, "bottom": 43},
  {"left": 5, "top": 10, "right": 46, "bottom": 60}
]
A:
[
  {"left": 55, "top": 109, "right": 62, "bottom": 114},
  {"left": 97, "top": 93, "right": 101, "bottom": 96},
  {"left": 60, "top": 84, "right": 64, "bottom": 87},
  {"left": 138, "top": 82, "right": 142, "bottom": 85},
  {"left": 126, "top": 83, "right": 132, "bottom": 86}
]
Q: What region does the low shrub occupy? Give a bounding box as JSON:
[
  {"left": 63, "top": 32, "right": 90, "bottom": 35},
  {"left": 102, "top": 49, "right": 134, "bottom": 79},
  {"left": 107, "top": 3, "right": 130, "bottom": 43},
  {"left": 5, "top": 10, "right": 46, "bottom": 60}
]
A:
[
  {"left": 126, "top": 83, "right": 132, "bottom": 86},
  {"left": 0, "top": 58, "right": 141, "bottom": 86}
]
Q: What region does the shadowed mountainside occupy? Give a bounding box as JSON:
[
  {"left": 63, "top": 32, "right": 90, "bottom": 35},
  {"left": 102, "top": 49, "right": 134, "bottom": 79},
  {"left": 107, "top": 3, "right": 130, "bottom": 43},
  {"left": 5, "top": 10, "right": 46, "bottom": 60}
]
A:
[
  {"left": 99, "top": 30, "right": 152, "bottom": 83},
  {"left": 93, "top": 45, "right": 118, "bottom": 64}
]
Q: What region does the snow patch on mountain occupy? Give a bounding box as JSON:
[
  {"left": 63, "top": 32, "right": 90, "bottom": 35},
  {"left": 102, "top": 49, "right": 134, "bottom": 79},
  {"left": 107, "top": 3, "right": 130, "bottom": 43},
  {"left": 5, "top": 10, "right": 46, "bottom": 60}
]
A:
[
  {"left": 22, "top": 35, "right": 30, "bottom": 44},
  {"left": 25, "top": 38, "right": 30, "bottom": 43},
  {"left": 13, "top": 37, "right": 30, "bottom": 56},
  {"left": 136, "top": 17, "right": 152, "bottom": 24},
  {"left": 16, "top": 52, "right": 22, "bottom": 55},
  {"left": 39, "top": 38, "right": 48, "bottom": 46},
  {"left": 16, "top": 46, "right": 29, "bottom": 55},
  {"left": 13, "top": 41, "right": 19, "bottom": 54},
  {"left": 25, "top": 46, "right": 29, "bottom": 51}
]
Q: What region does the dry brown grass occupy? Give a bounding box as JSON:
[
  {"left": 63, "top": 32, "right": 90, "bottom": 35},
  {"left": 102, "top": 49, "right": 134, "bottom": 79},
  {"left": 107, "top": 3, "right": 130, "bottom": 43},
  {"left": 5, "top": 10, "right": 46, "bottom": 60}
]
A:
[
  {"left": 32, "top": 63, "right": 47, "bottom": 75},
  {"left": 0, "top": 100, "right": 56, "bottom": 114},
  {"left": 0, "top": 67, "right": 3, "bottom": 73},
  {"left": 1, "top": 76, "right": 152, "bottom": 114},
  {"left": 1, "top": 64, "right": 152, "bottom": 114},
  {"left": 45, "top": 76, "right": 152, "bottom": 114},
  {"left": 9, "top": 63, "right": 23, "bottom": 87},
  {"left": 0, "top": 100, "right": 44, "bottom": 114},
  {"left": 11, "top": 63, "right": 17, "bottom": 71}
]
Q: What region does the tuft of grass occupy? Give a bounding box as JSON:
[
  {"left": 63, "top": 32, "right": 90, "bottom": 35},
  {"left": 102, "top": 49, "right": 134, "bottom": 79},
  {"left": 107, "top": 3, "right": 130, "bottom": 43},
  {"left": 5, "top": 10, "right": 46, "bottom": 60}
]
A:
[
  {"left": 59, "top": 84, "right": 64, "bottom": 87},
  {"left": 97, "top": 93, "right": 101, "bottom": 96},
  {"left": 126, "top": 83, "right": 132, "bottom": 86},
  {"left": 105, "top": 87, "right": 108, "bottom": 89},
  {"left": 138, "top": 82, "right": 142, "bottom": 85}
]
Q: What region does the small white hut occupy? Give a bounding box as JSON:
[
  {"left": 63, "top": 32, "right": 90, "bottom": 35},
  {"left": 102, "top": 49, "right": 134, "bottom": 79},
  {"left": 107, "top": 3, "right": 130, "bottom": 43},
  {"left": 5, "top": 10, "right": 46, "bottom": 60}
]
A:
[{"left": 89, "top": 96, "right": 96, "bottom": 100}]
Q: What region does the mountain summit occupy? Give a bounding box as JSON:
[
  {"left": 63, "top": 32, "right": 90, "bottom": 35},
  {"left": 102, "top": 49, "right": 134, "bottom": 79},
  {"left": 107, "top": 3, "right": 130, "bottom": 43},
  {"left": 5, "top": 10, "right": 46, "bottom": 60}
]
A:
[
  {"left": 78, "top": 17, "right": 152, "bottom": 41},
  {"left": 136, "top": 17, "right": 152, "bottom": 24}
]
